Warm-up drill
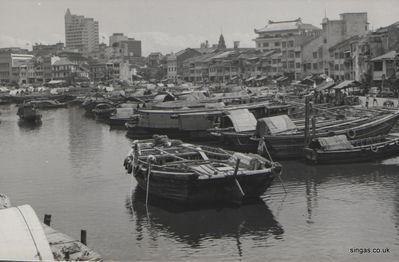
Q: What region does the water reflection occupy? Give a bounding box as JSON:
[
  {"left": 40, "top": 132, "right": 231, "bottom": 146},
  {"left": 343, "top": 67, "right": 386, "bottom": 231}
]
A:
[
  {"left": 126, "top": 187, "right": 283, "bottom": 253},
  {"left": 17, "top": 120, "right": 42, "bottom": 130}
]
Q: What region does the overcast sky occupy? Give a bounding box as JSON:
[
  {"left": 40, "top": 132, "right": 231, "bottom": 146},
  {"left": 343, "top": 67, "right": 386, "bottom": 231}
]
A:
[{"left": 1, "top": 0, "right": 398, "bottom": 55}]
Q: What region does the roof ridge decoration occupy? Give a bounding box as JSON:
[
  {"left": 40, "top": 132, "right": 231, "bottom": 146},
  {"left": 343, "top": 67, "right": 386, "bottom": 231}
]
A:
[{"left": 268, "top": 18, "right": 302, "bottom": 24}]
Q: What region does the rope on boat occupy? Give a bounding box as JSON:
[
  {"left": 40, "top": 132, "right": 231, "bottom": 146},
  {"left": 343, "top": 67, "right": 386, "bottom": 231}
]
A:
[{"left": 259, "top": 139, "right": 287, "bottom": 194}]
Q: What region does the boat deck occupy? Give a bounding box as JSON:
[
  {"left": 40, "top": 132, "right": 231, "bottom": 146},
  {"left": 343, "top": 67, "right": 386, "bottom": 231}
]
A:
[{"left": 43, "top": 224, "right": 103, "bottom": 261}]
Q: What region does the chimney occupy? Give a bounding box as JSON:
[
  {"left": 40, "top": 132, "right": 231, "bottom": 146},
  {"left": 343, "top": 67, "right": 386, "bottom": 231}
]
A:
[{"left": 233, "top": 41, "right": 240, "bottom": 49}]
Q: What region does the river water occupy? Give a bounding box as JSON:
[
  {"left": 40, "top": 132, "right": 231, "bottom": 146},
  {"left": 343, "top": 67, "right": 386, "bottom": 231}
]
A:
[{"left": 1, "top": 104, "right": 399, "bottom": 261}]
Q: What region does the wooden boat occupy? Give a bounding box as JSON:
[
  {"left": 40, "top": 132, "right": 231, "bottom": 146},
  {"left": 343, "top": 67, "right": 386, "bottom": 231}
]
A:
[
  {"left": 258, "top": 111, "right": 399, "bottom": 160},
  {"left": 26, "top": 99, "right": 67, "bottom": 109},
  {"left": 109, "top": 107, "right": 138, "bottom": 127},
  {"left": 17, "top": 104, "right": 42, "bottom": 123},
  {"left": 123, "top": 135, "right": 282, "bottom": 205},
  {"left": 126, "top": 101, "right": 289, "bottom": 141},
  {"left": 209, "top": 106, "right": 292, "bottom": 152},
  {"left": 92, "top": 103, "right": 116, "bottom": 120},
  {"left": 304, "top": 134, "right": 399, "bottom": 164}
]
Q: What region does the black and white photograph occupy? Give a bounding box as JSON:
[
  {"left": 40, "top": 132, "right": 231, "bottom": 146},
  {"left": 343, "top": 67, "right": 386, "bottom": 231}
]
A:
[{"left": 1, "top": 0, "right": 399, "bottom": 261}]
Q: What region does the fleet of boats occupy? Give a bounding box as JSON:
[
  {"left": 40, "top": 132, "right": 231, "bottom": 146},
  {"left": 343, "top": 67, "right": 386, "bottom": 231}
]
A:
[{"left": 3, "top": 82, "right": 399, "bottom": 206}]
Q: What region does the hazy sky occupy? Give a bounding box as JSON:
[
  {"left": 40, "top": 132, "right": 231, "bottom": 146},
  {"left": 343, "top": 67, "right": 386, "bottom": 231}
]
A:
[{"left": 1, "top": 0, "right": 398, "bottom": 55}]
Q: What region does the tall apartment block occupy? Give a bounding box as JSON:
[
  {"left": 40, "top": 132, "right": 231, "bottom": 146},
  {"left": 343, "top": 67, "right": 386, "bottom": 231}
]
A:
[{"left": 64, "top": 9, "right": 99, "bottom": 57}]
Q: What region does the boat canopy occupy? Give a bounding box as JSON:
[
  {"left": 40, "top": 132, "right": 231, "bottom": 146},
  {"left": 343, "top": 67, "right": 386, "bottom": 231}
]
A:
[
  {"left": 0, "top": 205, "right": 54, "bottom": 261},
  {"left": 318, "top": 135, "right": 353, "bottom": 150},
  {"left": 256, "top": 115, "right": 297, "bottom": 137},
  {"left": 226, "top": 109, "right": 257, "bottom": 132}
]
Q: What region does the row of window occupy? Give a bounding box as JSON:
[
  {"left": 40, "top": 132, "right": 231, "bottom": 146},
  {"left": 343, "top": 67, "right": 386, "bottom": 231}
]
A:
[{"left": 258, "top": 40, "right": 295, "bottom": 48}]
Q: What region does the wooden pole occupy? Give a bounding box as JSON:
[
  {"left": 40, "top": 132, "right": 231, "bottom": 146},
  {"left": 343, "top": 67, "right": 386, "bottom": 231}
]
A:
[
  {"left": 81, "top": 230, "right": 87, "bottom": 245},
  {"left": 43, "top": 214, "right": 51, "bottom": 226},
  {"left": 233, "top": 159, "right": 245, "bottom": 197},
  {"left": 311, "top": 116, "right": 316, "bottom": 139},
  {"left": 304, "top": 95, "right": 310, "bottom": 144}
]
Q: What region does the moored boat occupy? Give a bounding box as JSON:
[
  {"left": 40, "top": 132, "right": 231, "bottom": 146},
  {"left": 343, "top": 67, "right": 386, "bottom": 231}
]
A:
[
  {"left": 258, "top": 111, "right": 399, "bottom": 160},
  {"left": 109, "top": 107, "right": 138, "bottom": 127},
  {"left": 304, "top": 134, "right": 399, "bottom": 164},
  {"left": 92, "top": 103, "right": 116, "bottom": 120},
  {"left": 126, "top": 101, "right": 289, "bottom": 141},
  {"left": 123, "top": 135, "right": 282, "bottom": 205},
  {"left": 25, "top": 99, "right": 67, "bottom": 109},
  {"left": 17, "top": 104, "right": 42, "bottom": 123},
  {"left": 208, "top": 106, "right": 289, "bottom": 152}
]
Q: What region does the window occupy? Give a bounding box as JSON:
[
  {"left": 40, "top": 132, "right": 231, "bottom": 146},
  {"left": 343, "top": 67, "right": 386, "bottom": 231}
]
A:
[
  {"left": 296, "top": 62, "right": 301, "bottom": 69},
  {"left": 282, "top": 42, "right": 286, "bottom": 48},
  {"left": 282, "top": 62, "right": 287, "bottom": 68},
  {"left": 313, "top": 52, "right": 318, "bottom": 59},
  {"left": 323, "top": 38, "right": 327, "bottom": 44},
  {"left": 313, "top": 63, "right": 318, "bottom": 70},
  {"left": 334, "top": 64, "right": 339, "bottom": 70},
  {"left": 263, "top": 42, "right": 269, "bottom": 47},
  {"left": 295, "top": 51, "right": 301, "bottom": 58},
  {"left": 288, "top": 40, "right": 294, "bottom": 47},
  {"left": 289, "top": 61, "right": 294, "bottom": 69},
  {"left": 274, "top": 42, "right": 280, "bottom": 47},
  {"left": 335, "top": 52, "right": 339, "bottom": 59},
  {"left": 340, "top": 52, "right": 344, "bottom": 59},
  {"left": 289, "top": 51, "right": 295, "bottom": 58}
]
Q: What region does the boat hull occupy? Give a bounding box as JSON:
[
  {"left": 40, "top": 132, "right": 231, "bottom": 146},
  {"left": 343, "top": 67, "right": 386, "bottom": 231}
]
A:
[
  {"left": 261, "top": 113, "right": 399, "bottom": 160},
  {"left": 133, "top": 168, "right": 275, "bottom": 204},
  {"left": 304, "top": 140, "right": 399, "bottom": 164},
  {"left": 217, "top": 132, "right": 258, "bottom": 152}
]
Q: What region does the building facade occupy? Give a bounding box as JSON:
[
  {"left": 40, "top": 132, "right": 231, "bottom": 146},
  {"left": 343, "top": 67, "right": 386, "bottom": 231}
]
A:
[
  {"left": 109, "top": 33, "right": 142, "bottom": 58},
  {"left": 0, "top": 49, "right": 34, "bottom": 84},
  {"left": 254, "top": 18, "right": 322, "bottom": 79},
  {"left": 302, "top": 13, "right": 369, "bottom": 77},
  {"left": 64, "top": 9, "right": 99, "bottom": 57}
]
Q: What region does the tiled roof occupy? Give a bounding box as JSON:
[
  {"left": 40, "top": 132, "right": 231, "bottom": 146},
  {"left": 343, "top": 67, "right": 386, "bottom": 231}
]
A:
[
  {"left": 52, "top": 58, "right": 74, "bottom": 66},
  {"left": 255, "top": 18, "right": 320, "bottom": 33}
]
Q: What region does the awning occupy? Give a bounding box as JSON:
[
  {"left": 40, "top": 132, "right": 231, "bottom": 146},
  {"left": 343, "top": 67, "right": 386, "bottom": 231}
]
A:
[
  {"left": 371, "top": 50, "right": 397, "bottom": 61},
  {"left": 245, "top": 76, "right": 256, "bottom": 82},
  {"left": 47, "top": 80, "right": 65, "bottom": 84},
  {"left": 256, "top": 76, "right": 267, "bottom": 81},
  {"left": 316, "top": 81, "right": 335, "bottom": 91},
  {"left": 276, "top": 76, "right": 288, "bottom": 82},
  {"left": 333, "top": 80, "right": 359, "bottom": 90},
  {"left": 226, "top": 109, "right": 257, "bottom": 132}
]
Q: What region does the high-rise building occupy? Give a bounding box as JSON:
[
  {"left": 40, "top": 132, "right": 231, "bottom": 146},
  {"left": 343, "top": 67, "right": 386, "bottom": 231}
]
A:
[{"left": 64, "top": 8, "right": 99, "bottom": 57}]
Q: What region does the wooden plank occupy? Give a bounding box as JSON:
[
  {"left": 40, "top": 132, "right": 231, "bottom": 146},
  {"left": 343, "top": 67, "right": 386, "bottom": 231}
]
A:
[{"left": 43, "top": 224, "right": 103, "bottom": 261}]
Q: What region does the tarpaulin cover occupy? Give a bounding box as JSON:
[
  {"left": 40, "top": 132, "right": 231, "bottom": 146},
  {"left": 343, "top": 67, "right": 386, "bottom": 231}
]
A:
[
  {"left": 226, "top": 109, "right": 257, "bottom": 132},
  {"left": 256, "top": 115, "right": 297, "bottom": 137},
  {"left": 318, "top": 135, "right": 353, "bottom": 151}
]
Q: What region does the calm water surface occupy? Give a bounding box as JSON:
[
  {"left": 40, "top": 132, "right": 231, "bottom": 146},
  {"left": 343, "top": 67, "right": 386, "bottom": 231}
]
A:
[{"left": 1, "top": 104, "right": 399, "bottom": 261}]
